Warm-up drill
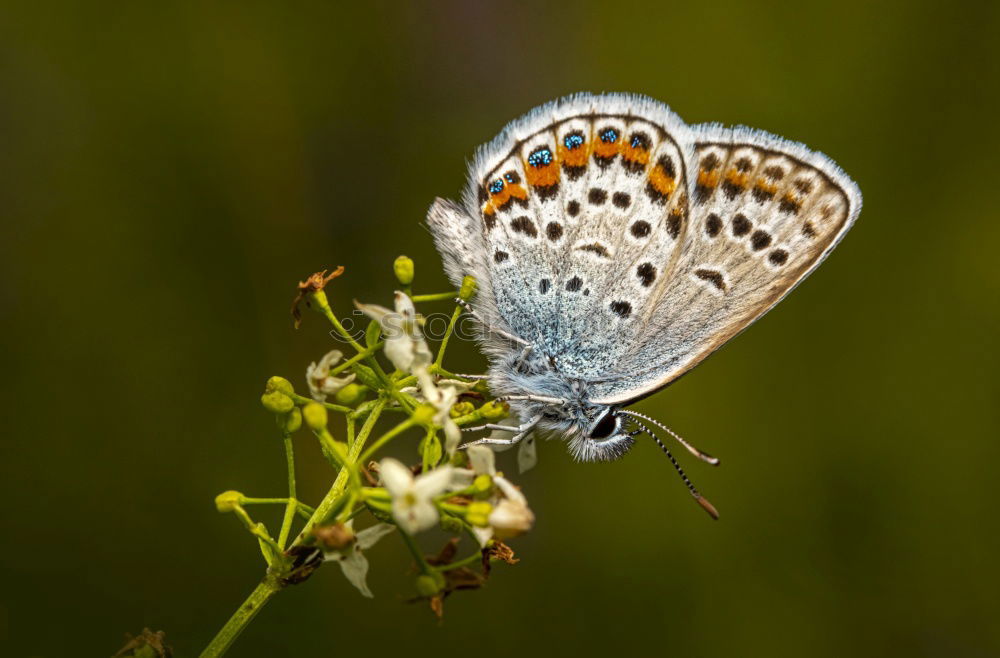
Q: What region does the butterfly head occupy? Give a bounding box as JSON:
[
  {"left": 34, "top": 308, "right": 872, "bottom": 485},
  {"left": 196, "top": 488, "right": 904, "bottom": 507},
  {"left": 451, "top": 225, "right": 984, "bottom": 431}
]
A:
[{"left": 565, "top": 405, "right": 636, "bottom": 462}]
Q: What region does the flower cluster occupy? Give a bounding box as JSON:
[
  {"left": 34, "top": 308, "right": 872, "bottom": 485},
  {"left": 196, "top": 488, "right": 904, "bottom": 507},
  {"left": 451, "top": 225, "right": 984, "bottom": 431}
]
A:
[{"left": 207, "top": 256, "right": 534, "bottom": 655}]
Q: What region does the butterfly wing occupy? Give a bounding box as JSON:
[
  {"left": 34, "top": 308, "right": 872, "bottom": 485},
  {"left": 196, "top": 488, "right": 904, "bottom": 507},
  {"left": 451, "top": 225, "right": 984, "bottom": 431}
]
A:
[
  {"left": 589, "top": 124, "right": 862, "bottom": 404},
  {"left": 428, "top": 93, "right": 694, "bottom": 377}
]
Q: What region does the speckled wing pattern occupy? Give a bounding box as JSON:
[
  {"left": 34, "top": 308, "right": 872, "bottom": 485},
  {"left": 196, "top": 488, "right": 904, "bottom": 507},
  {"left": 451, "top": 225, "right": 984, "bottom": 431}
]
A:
[{"left": 427, "top": 93, "right": 861, "bottom": 402}]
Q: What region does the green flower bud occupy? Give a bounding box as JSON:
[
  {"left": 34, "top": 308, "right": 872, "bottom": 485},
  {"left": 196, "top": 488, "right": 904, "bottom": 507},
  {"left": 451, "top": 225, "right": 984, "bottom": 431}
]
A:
[
  {"left": 277, "top": 407, "right": 302, "bottom": 433},
  {"left": 261, "top": 391, "right": 295, "bottom": 414},
  {"left": 466, "top": 501, "right": 493, "bottom": 527},
  {"left": 415, "top": 572, "right": 445, "bottom": 597},
  {"left": 440, "top": 515, "right": 464, "bottom": 533},
  {"left": 472, "top": 473, "right": 493, "bottom": 493},
  {"left": 458, "top": 275, "right": 477, "bottom": 301},
  {"left": 302, "top": 402, "right": 328, "bottom": 430},
  {"left": 479, "top": 400, "right": 509, "bottom": 421},
  {"left": 411, "top": 403, "right": 437, "bottom": 425},
  {"left": 394, "top": 255, "right": 415, "bottom": 286},
  {"left": 215, "top": 490, "right": 244, "bottom": 513},
  {"left": 334, "top": 383, "right": 368, "bottom": 407},
  {"left": 265, "top": 376, "right": 295, "bottom": 396},
  {"left": 450, "top": 401, "right": 475, "bottom": 418}
]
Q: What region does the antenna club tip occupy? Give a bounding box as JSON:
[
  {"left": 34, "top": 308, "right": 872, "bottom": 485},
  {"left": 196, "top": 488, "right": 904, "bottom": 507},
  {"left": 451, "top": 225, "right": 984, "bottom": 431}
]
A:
[
  {"left": 695, "top": 495, "right": 720, "bottom": 520},
  {"left": 703, "top": 453, "right": 721, "bottom": 466}
]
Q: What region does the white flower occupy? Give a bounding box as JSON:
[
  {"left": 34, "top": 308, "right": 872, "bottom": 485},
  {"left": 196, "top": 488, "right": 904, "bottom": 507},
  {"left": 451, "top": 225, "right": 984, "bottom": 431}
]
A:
[
  {"left": 323, "top": 521, "right": 395, "bottom": 598},
  {"left": 415, "top": 366, "right": 462, "bottom": 456},
  {"left": 488, "top": 475, "right": 535, "bottom": 539},
  {"left": 453, "top": 444, "right": 534, "bottom": 545},
  {"left": 306, "top": 349, "right": 356, "bottom": 401},
  {"left": 355, "top": 292, "right": 432, "bottom": 374},
  {"left": 380, "top": 458, "right": 453, "bottom": 534}
]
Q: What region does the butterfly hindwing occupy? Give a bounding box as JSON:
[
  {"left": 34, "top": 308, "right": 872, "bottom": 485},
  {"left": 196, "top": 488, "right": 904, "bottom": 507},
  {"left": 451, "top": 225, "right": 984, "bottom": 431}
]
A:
[{"left": 463, "top": 94, "right": 693, "bottom": 378}]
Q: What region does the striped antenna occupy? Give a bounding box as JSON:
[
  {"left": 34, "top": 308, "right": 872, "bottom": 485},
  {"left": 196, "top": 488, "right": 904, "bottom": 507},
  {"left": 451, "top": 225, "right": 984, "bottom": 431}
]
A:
[
  {"left": 625, "top": 416, "right": 719, "bottom": 520},
  {"left": 619, "top": 410, "right": 720, "bottom": 465}
]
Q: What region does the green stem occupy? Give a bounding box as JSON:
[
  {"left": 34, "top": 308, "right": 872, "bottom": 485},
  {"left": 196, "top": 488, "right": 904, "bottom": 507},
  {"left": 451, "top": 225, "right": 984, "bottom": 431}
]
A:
[
  {"left": 202, "top": 398, "right": 388, "bottom": 657},
  {"left": 278, "top": 434, "right": 297, "bottom": 548},
  {"left": 411, "top": 291, "right": 457, "bottom": 303},
  {"left": 357, "top": 417, "right": 417, "bottom": 464},
  {"left": 199, "top": 575, "right": 285, "bottom": 658},
  {"left": 433, "top": 550, "right": 483, "bottom": 573},
  {"left": 397, "top": 529, "right": 433, "bottom": 574},
  {"left": 433, "top": 304, "right": 463, "bottom": 368}
]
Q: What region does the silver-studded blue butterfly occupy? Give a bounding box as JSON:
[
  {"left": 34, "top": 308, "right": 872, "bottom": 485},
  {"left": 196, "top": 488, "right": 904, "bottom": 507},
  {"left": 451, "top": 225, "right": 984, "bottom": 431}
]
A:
[{"left": 426, "top": 93, "right": 861, "bottom": 517}]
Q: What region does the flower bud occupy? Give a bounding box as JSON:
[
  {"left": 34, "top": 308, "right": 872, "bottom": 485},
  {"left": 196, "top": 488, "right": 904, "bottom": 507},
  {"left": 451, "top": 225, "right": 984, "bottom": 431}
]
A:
[
  {"left": 479, "top": 400, "right": 509, "bottom": 421},
  {"left": 466, "top": 501, "right": 493, "bottom": 527},
  {"left": 215, "top": 490, "right": 244, "bottom": 513},
  {"left": 472, "top": 473, "right": 493, "bottom": 493},
  {"left": 450, "top": 401, "right": 475, "bottom": 418},
  {"left": 313, "top": 522, "right": 355, "bottom": 550},
  {"left": 415, "top": 572, "right": 445, "bottom": 597},
  {"left": 261, "top": 391, "right": 295, "bottom": 414},
  {"left": 394, "top": 255, "right": 415, "bottom": 286},
  {"left": 334, "top": 383, "right": 368, "bottom": 407},
  {"left": 277, "top": 407, "right": 302, "bottom": 434},
  {"left": 265, "top": 376, "right": 295, "bottom": 396},
  {"left": 302, "top": 402, "right": 328, "bottom": 430},
  {"left": 410, "top": 403, "right": 437, "bottom": 425},
  {"left": 458, "top": 276, "right": 477, "bottom": 301},
  {"left": 440, "top": 515, "right": 464, "bottom": 533}
]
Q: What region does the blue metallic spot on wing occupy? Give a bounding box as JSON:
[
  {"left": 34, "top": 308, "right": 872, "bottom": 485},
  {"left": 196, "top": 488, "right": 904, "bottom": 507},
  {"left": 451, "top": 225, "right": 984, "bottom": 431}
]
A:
[
  {"left": 489, "top": 179, "right": 504, "bottom": 194},
  {"left": 528, "top": 147, "right": 553, "bottom": 168},
  {"left": 600, "top": 128, "right": 618, "bottom": 143},
  {"left": 564, "top": 134, "right": 584, "bottom": 150}
]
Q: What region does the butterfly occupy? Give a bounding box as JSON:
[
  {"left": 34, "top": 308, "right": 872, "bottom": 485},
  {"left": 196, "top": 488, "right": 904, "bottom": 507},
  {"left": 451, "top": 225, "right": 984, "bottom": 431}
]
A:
[{"left": 426, "top": 93, "right": 861, "bottom": 517}]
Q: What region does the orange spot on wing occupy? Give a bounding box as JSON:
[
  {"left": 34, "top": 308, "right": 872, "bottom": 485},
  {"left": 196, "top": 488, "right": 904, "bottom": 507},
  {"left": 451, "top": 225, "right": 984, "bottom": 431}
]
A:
[
  {"left": 755, "top": 179, "right": 778, "bottom": 195},
  {"left": 621, "top": 143, "right": 650, "bottom": 166},
  {"left": 558, "top": 141, "right": 589, "bottom": 167},
  {"left": 507, "top": 184, "right": 529, "bottom": 201},
  {"left": 648, "top": 165, "right": 676, "bottom": 197},
  {"left": 524, "top": 162, "right": 560, "bottom": 187},
  {"left": 724, "top": 168, "right": 749, "bottom": 189},
  {"left": 593, "top": 138, "right": 620, "bottom": 159},
  {"left": 697, "top": 169, "right": 720, "bottom": 188}
]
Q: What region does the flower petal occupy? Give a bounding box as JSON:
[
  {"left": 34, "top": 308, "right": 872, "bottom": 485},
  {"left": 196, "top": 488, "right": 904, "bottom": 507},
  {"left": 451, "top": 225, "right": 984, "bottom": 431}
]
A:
[
  {"left": 443, "top": 419, "right": 462, "bottom": 457},
  {"left": 466, "top": 445, "right": 496, "bottom": 476},
  {"left": 338, "top": 549, "right": 374, "bottom": 598},
  {"left": 413, "top": 465, "right": 454, "bottom": 498},
  {"left": 517, "top": 435, "right": 537, "bottom": 473},
  {"left": 379, "top": 458, "right": 414, "bottom": 496},
  {"left": 355, "top": 522, "right": 395, "bottom": 550},
  {"left": 494, "top": 475, "right": 528, "bottom": 506}
]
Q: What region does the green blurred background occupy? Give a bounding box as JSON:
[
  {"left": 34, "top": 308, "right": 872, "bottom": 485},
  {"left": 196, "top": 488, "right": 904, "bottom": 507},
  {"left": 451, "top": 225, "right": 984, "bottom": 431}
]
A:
[{"left": 2, "top": 1, "right": 999, "bottom": 656}]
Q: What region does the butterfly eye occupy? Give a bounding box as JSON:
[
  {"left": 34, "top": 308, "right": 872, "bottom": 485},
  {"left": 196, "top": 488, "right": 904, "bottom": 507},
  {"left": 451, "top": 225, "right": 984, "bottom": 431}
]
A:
[{"left": 589, "top": 410, "right": 619, "bottom": 439}]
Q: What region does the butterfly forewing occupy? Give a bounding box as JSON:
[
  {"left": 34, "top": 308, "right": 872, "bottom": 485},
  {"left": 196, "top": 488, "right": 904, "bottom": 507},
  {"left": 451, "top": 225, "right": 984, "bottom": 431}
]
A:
[{"left": 590, "top": 126, "right": 860, "bottom": 403}]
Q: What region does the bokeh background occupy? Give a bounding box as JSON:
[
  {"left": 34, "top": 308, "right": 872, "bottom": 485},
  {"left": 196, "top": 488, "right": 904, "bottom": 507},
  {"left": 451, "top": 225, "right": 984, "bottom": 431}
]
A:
[{"left": 2, "top": 1, "right": 999, "bottom": 656}]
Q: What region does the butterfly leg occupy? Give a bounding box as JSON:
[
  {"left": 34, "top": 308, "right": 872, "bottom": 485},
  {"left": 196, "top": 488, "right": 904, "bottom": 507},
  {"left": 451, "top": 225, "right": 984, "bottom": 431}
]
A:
[{"left": 459, "top": 415, "right": 542, "bottom": 448}]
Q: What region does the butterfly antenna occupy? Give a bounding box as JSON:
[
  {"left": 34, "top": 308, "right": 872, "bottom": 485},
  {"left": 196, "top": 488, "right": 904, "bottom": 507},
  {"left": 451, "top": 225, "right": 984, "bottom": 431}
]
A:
[
  {"left": 619, "top": 410, "right": 720, "bottom": 466},
  {"left": 626, "top": 417, "right": 720, "bottom": 520}
]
